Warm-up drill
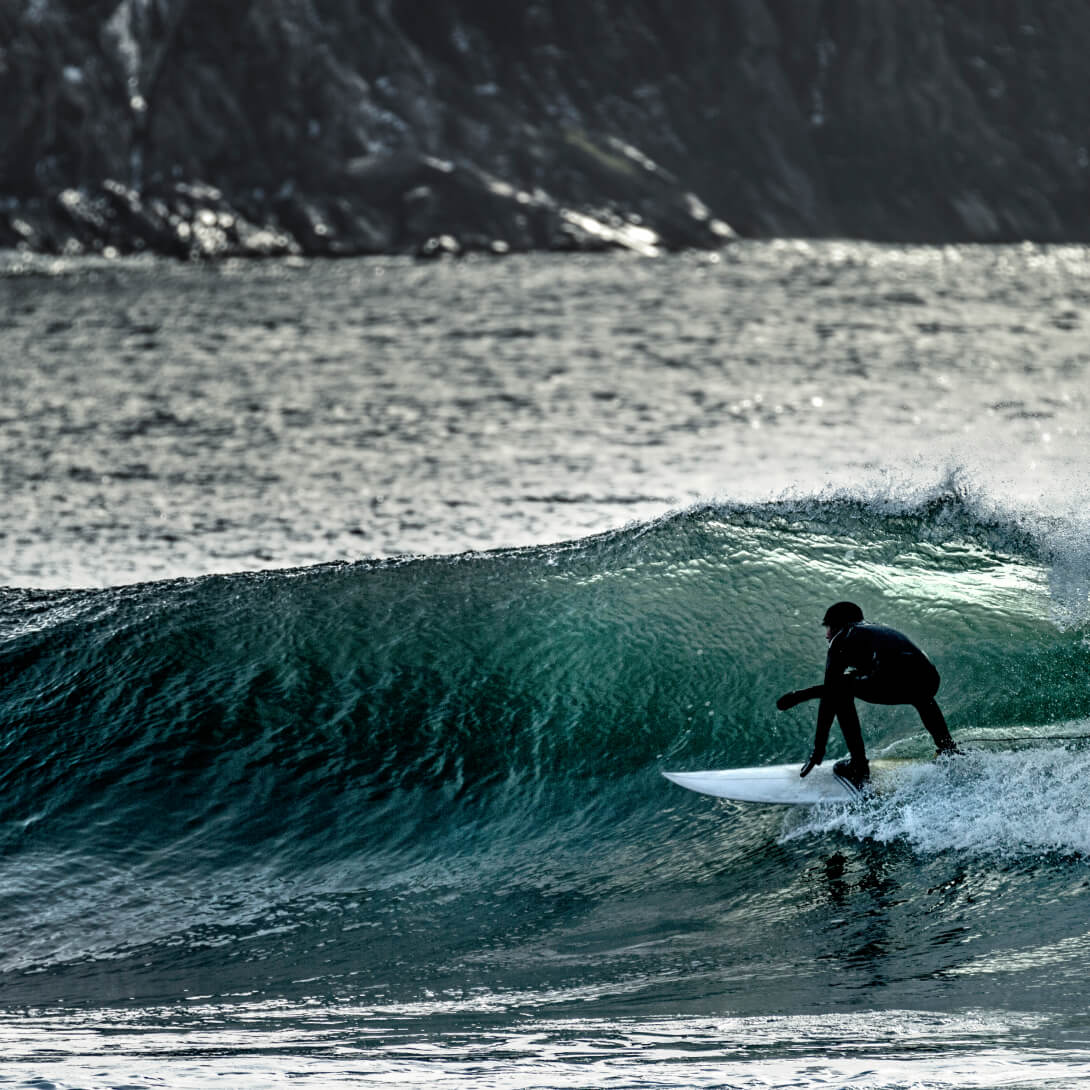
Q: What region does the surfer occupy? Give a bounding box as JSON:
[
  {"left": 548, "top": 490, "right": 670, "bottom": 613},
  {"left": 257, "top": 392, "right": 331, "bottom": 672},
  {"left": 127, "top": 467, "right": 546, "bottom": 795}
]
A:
[{"left": 775, "top": 601, "right": 958, "bottom": 790}]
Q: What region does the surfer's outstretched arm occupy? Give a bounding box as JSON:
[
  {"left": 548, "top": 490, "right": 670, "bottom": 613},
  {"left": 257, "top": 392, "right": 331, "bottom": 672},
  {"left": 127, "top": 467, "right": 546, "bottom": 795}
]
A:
[
  {"left": 776, "top": 685, "right": 828, "bottom": 777},
  {"left": 780, "top": 684, "right": 834, "bottom": 778},
  {"left": 775, "top": 684, "right": 823, "bottom": 710}
]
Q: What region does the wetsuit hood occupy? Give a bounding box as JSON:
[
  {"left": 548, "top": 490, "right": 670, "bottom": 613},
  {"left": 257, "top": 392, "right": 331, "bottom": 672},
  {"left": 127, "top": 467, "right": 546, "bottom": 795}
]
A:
[{"left": 822, "top": 601, "right": 864, "bottom": 630}]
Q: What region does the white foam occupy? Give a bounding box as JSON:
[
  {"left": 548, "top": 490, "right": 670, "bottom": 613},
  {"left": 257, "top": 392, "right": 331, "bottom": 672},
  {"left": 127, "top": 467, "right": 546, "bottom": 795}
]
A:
[{"left": 783, "top": 744, "right": 1090, "bottom": 858}]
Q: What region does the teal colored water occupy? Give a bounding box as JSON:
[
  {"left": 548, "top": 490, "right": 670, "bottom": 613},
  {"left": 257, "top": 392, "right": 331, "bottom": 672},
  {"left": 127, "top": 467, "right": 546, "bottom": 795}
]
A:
[
  {"left": 2, "top": 499, "right": 1090, "bottom": 1086},
  {"left": 2, "top": 245, "right": 1090, "bottom": 1087}
]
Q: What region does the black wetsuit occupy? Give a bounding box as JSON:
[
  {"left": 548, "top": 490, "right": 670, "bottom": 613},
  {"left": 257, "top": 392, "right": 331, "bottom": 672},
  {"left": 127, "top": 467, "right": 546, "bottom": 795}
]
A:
[{"left": 789, "top": 622, "right": 955, "bottom": 764}]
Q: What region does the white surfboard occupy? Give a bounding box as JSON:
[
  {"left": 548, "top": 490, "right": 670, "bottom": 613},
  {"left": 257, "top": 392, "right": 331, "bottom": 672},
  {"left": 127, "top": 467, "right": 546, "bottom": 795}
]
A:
[{"left": 663, "top": 758, "right": 916, "bottom": 805}]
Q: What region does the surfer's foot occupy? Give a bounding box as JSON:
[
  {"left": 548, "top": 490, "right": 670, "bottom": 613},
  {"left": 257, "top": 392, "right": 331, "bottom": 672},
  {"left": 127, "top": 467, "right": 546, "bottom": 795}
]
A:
[
  {"left": 833, "top": 757, "right": 870, "bottom": 790},
  {"left": 935, "top": 741, "right": 963, "bottom": 758}
]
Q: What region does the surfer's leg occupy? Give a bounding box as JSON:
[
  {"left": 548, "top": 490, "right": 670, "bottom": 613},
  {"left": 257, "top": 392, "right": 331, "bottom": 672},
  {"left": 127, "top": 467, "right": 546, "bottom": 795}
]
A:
[
  {"left": 855, "top": 666, "right": 957, "bottom": 754},
  {"left": 914, "top": 697, "right": 958, "bottom": 754},
  {"left": 908, "top": 664, "right": 959, "bottom": 754},
  {"left": 831, "top": 691, "right": 867, "bottom": 764},
  {"left": 828, "top": 693, "right": 870, "bottom": 788}
]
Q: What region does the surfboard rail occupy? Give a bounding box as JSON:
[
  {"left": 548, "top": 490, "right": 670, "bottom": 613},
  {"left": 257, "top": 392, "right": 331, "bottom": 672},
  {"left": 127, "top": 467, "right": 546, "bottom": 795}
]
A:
[{"left": 662, "top": 759, "right": 917, "bottom": 805}]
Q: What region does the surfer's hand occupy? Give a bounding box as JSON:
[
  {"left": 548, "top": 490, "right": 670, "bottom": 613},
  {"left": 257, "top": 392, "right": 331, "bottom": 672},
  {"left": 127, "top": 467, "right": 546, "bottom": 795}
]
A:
[
  {"left": 800, "top": 752, "right": 820, "bottom": 777},
  {"left": 777, "top": 690, "right": 801, "bottom": 711}
]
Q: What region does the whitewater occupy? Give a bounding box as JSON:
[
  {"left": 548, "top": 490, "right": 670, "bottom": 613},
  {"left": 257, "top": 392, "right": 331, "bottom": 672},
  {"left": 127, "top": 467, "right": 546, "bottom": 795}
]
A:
[{"left": 2, "top": 241, "right": 1090, "bottom": 1088}]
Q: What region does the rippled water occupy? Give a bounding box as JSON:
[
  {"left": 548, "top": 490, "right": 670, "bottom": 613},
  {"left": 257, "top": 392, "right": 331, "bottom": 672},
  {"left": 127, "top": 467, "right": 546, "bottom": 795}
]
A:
[
  {"left": 3, "top": 241, "right": 1090, "bottom": 1090},
  {"left": 2, "top": 241, "right": 1088, "bottom": 587},
  {"left": 7, "top": 1005, "right": 1090, "bottom": 1089}
]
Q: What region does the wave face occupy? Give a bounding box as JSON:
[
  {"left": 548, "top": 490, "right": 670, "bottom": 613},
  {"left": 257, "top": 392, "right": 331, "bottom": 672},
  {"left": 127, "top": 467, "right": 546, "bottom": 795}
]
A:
[{"left": 2, "top": 492, "right": 1089, "bottom": 1004}]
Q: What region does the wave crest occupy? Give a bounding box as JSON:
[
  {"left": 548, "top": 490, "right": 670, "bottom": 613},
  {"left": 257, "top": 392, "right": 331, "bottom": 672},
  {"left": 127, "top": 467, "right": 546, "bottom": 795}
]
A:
[{"left": 0, "top": 491, "right": 1086, "bottom": 862}]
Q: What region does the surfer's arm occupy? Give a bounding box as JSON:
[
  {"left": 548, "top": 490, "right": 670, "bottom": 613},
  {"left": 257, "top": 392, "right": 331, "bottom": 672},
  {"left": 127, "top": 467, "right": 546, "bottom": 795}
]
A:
[
  {"left": 780, "top": 685, "right": 829, "bottom": 777},
  {"left": 793, "top": 682, "right": 834, "bottom": 776},
  {"left": 799, "top": 684, "right": 838, "bottom": 777},
  {"left": 775, "top": 684, "right": 824, "bottom": 710},
  {"left": 810, "top": 694, "right": 836, "bottom": 764},
  {"left": 808, "top": 644, "right": 850, "bottom": 766}
]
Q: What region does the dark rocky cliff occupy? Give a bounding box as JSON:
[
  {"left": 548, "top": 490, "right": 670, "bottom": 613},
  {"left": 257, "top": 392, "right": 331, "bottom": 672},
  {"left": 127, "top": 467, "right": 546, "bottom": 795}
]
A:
[{"left": 2, "top": 0, "right": 1088, "bottom": 258}]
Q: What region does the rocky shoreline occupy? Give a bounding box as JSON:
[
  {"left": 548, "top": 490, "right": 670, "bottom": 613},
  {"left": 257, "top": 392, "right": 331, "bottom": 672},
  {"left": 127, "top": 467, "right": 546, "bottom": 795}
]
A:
[
  {"left": 3, "top": 1, "right": 1089, "bottom": 260},
  {"left": 0, "top": 146, "right": 734, "bottom": 261}
]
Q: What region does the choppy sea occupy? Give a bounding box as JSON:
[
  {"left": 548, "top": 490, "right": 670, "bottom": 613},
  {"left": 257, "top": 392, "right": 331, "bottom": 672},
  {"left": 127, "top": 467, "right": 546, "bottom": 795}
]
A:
[{"left": 2, "top": 242, "right": 1089, "bottom": 1088}]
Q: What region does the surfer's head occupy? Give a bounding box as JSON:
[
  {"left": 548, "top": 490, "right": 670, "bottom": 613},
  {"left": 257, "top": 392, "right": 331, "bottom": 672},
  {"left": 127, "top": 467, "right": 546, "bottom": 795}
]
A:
[{"left": 822, "top": 601, "right": 863, "bottom": 640}]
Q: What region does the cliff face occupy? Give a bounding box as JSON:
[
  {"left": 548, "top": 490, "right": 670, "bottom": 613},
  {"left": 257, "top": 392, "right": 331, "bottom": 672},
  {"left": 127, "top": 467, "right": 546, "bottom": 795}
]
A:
[{"left": 2, "top": 0, "right": 1088, "bottom": 258}]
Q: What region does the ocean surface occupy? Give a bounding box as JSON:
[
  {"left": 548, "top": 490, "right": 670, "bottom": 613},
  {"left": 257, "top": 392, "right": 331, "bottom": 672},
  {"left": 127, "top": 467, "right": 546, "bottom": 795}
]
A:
[{"left": 2, "top": 242, "right": 1090, "bottom": 1088}]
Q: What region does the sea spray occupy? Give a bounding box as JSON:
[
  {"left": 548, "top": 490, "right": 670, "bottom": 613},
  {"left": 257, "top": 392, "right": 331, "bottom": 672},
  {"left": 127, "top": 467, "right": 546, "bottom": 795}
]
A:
[{"left": 783, "top": 744, "right": 1090, "bottom": 858}]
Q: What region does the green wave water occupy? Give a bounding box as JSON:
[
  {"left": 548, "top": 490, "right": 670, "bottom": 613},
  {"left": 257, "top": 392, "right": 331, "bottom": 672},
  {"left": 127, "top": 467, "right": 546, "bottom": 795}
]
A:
[{"left": 1, "top": 491, "right": 1089, "bottom": 1015}]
